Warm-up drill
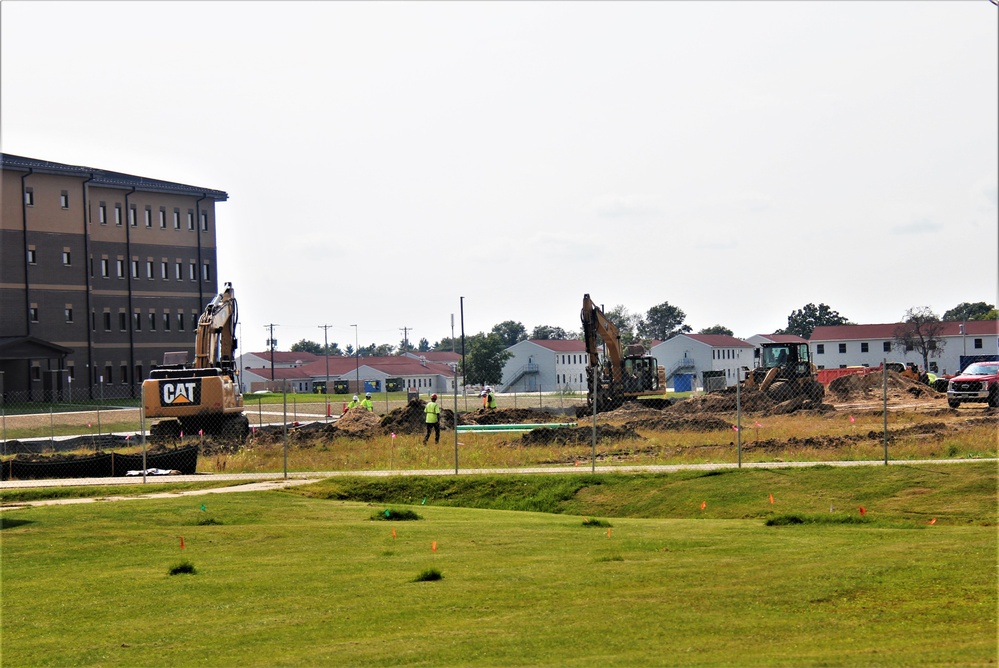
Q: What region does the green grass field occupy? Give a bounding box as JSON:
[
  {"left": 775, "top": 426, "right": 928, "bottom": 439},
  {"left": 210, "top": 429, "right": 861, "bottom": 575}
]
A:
[{"left": 2, "top": 463, "right": 995, "bottom": 667}]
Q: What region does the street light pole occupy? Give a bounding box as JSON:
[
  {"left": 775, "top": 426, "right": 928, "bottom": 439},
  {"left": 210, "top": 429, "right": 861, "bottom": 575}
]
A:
[
  {"left": 351, "top": 324, "right": 359, "bottom": 395},
  {"left": 319, "top": 324, "right": 332, "bottom": 419}
]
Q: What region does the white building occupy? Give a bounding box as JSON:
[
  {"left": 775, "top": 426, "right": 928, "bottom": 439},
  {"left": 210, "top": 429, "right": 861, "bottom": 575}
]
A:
[
  {"left": 809, "top": 321, "right": 999, "bottom": 375},
  {"left": 649, "top": 334, "right": 755, "bottom": 391},
  {"left": 500, "top": 340, "right": 588, "bottom": 392}
]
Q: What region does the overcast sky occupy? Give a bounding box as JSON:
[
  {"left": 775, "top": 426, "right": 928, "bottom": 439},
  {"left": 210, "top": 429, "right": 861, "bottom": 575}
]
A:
[{"left": 3, "top": 1, "right": 996, "bottom": 352}]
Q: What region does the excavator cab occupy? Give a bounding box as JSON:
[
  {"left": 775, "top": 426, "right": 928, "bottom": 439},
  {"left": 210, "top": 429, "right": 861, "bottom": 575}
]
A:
[{"left": 746, "top": 342, "right": 824, "bottom": 403}]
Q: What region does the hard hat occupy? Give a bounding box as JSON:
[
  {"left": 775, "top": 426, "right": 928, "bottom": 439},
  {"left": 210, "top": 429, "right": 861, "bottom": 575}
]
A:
[
  {"left": 365, "top": 392, "right": 371, "bottom": 398},
  {"left": 431, "top": 393, "right": 438, "bottom": 400},
  {"left": 352, "top": 395, "right": 359, "bottom": 401}
]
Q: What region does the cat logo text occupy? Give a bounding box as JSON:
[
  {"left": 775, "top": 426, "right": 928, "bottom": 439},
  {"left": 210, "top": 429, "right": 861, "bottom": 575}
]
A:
[{"left": 160, "top": 380, "right": 201, "bottom": 406}]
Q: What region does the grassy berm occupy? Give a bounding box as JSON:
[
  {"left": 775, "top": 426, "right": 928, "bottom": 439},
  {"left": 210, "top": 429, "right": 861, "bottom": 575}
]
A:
[{"left": 1, "top": 462, "right": 995, "bottom": 667}]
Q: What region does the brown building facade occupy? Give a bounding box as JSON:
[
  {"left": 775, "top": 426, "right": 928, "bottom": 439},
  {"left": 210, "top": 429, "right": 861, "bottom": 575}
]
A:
[{"left": 1, "top": 154, "right": 227, "bottom": 401}]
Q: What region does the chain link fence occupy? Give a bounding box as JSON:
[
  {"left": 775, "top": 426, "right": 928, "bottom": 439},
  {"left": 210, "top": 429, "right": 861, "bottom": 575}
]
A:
[{"left": 1, "top": 362, "right": 992, "bottom": 483}]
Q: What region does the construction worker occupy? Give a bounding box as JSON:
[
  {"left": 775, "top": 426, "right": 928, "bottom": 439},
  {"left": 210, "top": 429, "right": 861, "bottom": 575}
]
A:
[
  {"left": 423, "top": 393, "right": 441, "bottom": 444},
  {"left": 347, "top": 395, "right": 360, "bottom": 409},
  {"left": 360, "top": 392, "right": 374, "bottom": 411},
  {"left": 486, "top": 386, "right": 497, "bottom": 409}
]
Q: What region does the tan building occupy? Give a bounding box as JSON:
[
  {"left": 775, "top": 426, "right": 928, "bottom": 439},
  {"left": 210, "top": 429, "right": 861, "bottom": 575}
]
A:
[{"left": 1, "top": 154, "right": 227, "bottom": 401}]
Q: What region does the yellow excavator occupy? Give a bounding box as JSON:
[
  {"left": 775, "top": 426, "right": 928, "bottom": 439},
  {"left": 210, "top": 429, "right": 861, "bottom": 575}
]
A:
[
  {"left": 581, "top": 293, "right": 670, "bottom": 411},
  {"left": 742, "top": 342, "right": 824, "bottom": 402},
  {"left": 142, "top": 282, "right": 249, "bottom": 439}
]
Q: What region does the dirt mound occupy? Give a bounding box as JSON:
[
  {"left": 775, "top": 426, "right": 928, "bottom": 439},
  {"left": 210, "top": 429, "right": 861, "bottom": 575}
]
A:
[
  {"left": 335, "top": 408, "right": 386, "bottom": 436},
  {"left": 828, "top": 370, "right": 945, "bottom": 402},
  {"left": 380, "top": 399, "right": 455, "bottom": 435},
  {"left": 624, "top": 415, "right": 734, "bottom": 432},
  {"left": 462, "top": 408, "right": 557, "bottom": 425},
  {"left": 520, "top": 424, "right": 643, "bottom": 446},
  {"left": 598, "top": 404, "right": 665, "bottom": 421}
]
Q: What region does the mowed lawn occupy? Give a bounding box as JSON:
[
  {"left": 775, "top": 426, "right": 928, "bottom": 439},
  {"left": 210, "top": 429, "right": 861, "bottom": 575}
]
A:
[{"left": 2, "top": 466, "right": 996, "bottom": 667}]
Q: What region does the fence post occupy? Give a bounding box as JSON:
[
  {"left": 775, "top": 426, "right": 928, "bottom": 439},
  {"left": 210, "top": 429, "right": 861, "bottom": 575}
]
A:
[
  {"left": 140, "top": 394, "right": 147, "bottom": 484},
  {"left": 883, "top": 359, "right": 889, "bottom": 465},
  {"left": 282, "top": 387, "right": 288, "bottom": 479},
  {"left": 50, "top": 405, "right": 55, "bottom": 448},
  {"left": 736, "top": 377, "right": 742, "bottom": 468},
  {"left": 591, "top": 386, "right": 597, "bottom": 473},
  {"left": 98, "top": 378, "right": 104, "bottom": 436},
  {"left": 1, "top": 371, "right": 6, "bottom": 455}
]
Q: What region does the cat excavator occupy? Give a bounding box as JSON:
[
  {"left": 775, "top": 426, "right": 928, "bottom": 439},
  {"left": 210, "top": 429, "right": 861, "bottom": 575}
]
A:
[
  {"left": 581, "top": 293, "right": 670, "bottom": 412},
  {"left": 142, "top": 282, "right": 249, "bottom": 439}
]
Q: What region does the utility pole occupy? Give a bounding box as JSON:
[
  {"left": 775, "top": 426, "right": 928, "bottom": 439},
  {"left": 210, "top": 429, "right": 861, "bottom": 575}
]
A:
[
  {"left": 319, "top": 324, "right": 333, "bottom": 410},
  {"left": 399, "top": 326, "right": 413, "bottom": 353},
  {"left": 265, "top": 324, "right": 279, "bottom": 381},
  {"left": 351, "top": 324, "right": 359, "bottom": 395}
]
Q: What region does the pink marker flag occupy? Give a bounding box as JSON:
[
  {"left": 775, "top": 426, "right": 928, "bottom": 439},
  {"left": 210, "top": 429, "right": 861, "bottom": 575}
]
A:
[
  {"left": 755, "top": 421, "right": 763, "bottom": 428},
  {"left": 849, "top": 415, "right": 856, "bottom": 423},
  {"left": 732, "top": 425, "right": 739, "bottom": 432},
  {"left": 88, "top": 423, "right": 92, "bottom": 428},
  {"left": 391, "top": 433, "right": 396, "bottom": 439},
  {"left": 199, "top": 429, "right": 203, "bottom": 436},
  {"left": 180, "top": 431, "right": 184, "bottom": 438},
  {"left": 125, "top": 434, "right": 131, "bottom": 440}
]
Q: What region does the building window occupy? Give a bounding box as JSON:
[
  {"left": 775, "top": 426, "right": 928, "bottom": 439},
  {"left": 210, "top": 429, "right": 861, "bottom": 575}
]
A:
[
  {"left": 114, "top": 204, "right": 122, "bottom": 226},
  {"left": 131, "top": 260, "right": 139, "bottom": 278},
  {"left": 24, "top": 189, "right": 34, "bottom": 206},
  {"left": 134, "top": 312, "right": 142, "bottom": 331},
  {"left": 68, "top": 365, "right": 76, "bottom": 380},
  {"left": 99, "top": 203, "right": 107, "bottom": 224},
  {"left": 159, "top": 208, "right": 166, "bottom": 228},
  {"left": 29, "top": 307, "right": 39, "bottom": 322},
  {"left": 861, "top": 342, "right": 869, "bottom": 353},
  {"left": 838, "top": 343, "right": 847, "bottom": 354},
  {"left": 118, "top": 312, "right": 127, "bottom": 331},
  {"left": 189, "top": 262, "right": 196, "bottom": 281},
  {"left": 104, "top": 366, "right": 113, "bottom": 385},
  {"left": 120, "top": 365, "right": 129, "bottom": 384},
  {"left": 32, "top": 366, "right": 41, "bottom": 381},
  {"left": 974, "top": 338, "right": 983, "bottom": 349},
  {"left": 101, "top": 259, "right": 110, "bottom": 278},
  {"left": 187, "top": 211, "right": 194, "bottom": 230},
  {"left": 27, "top": 248, "right": 37, "bottom": 264},
  {"left": 905, "top": 343, "right": 914, "bottom": 352},
  {"left": 135, "top": 365, "right": 143, "bottom": 383},
  {"left": 816, "top": 344, "right": 824, "bottom": 354},
  {"left": 145, "top": 207, "right": 152, "bottom": 227},
  {"left": 63, "top": 250, "right": 71, "bottom": 265},
  {"left": 129, "top": 206, "right": 137, "bottom": 226},
  {"left": 65, "top": 308, "right": 73, "bottom": 323},
  {"left": 146, "top": 261, "right": 153, "bottom": 278},
  {"left": 116, "top": 259, "right": 125, "bottom": 278},
  {"left": 163, "top": 313, "right": 171, "bottom": 330},
  {"left": 60, "top": 191, "right": 69, "bottom": 208},
  {"left": 173, "top": 209, "right": 180, "bottom": 229},
  {"left": 202, "top": 263, "right": 211, "bottom": 281},
  {"left": 201, "top": 212, "right": 208, "bottom": 231},
  {"left": 161, "top": 261, "right": 168, "bottom": 279},
  {"left": 104, "top": 312, "right": 112, "bottom": 331},
  {"left": 177, "top": 312, "right": 184, "bottom": 331},
  {"left": 175, "top": 262, "right": 182, "bottom": 280},
  {"left": 883, "top": 341, "right": 891, "bottom": 352},
  {"left": 149, "top": 313, "right": 156, "bottom": 330}
]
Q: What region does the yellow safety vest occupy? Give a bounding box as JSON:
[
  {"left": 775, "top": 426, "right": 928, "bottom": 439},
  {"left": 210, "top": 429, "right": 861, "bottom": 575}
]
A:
[
  {"left": 487, "top": 392, "right": 497, "bottom": 409},
  {"left": 361, "top": 399, "right": 373, "bottom": 411},
  {"left": 425, "top": 401, "right": 440, "bottom": 423}
]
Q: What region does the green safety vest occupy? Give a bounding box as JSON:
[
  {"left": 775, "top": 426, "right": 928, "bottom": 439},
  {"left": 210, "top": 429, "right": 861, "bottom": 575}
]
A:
[
  {"left": 425, "top": 401, "right": 440, "bottom": 423},
  {"left": 361, "top": 399, "right": 373, "bottom": 411},
  {"left": 347, "top": 400, "right": 359, "bottom": 409},
  {"left": 487, "top": 392, "right": 497, "bottom": 409}
]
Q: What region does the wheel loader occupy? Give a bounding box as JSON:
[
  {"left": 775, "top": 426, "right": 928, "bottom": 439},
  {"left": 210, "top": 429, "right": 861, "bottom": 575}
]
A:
[
  {"left": 742, "top": 341, "right": 825, "bottom": 403},
  {"left": 141, "top": 282, "right": 249, "bottom": 440}
]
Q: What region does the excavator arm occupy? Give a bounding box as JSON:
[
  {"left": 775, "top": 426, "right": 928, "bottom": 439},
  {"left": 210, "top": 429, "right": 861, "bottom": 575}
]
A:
[
  {"left": 193, "top": 282, "right": 238, "bottom": 370},
  {"left": 581, "top": 293, "right": 623, "bottom": 385}
]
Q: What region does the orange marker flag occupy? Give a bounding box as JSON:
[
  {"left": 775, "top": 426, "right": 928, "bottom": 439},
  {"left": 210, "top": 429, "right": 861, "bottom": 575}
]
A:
[
  {"left": 929, "top": 518, "right": 937, "bottom": 525},
  {"left": 391, "top": 528, "right": 397, "bottom": 539},
  {"left": 179, "top": 536, "right": 185, "bottom": 550},
  {"left": 431, "top": 541, "right": 437, "bottom": 553},
  {"left": 858, "top": 506, "right": 866, "bottom": 516},
  {"left": 768, "top": 493, "right": 774, "bottom": 504},
  {"left": 700, "top": 501, "right": 706, "bottom": 510},
  {"left": 607, "top": 527, "right": 612, "bottom": 538}
]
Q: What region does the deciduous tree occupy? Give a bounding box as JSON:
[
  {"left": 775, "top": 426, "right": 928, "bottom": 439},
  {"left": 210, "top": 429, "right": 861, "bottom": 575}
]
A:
[
  {"left": 491, "top": 321, "right": 528, "bottom": 347},
  {"left": 942, "top": 302, "right": 996, "bottom": 321},
  {"left": 698, "top": 325, "right": 733, "bottom": 336},
  {"left": 893, "top": 307, "right": 946, "bottom": 371},
  {"left": 531, "top": 325, "right": 569, "bottom": 340},
  {"left": 778, "top": 303, "right": 850, "bottom": 339},
  {"left": 464, "top": 333, "right": 512, "bottom": 385},
  {"left": 636, "top": 302, "right": 691, "bottom": 341}
]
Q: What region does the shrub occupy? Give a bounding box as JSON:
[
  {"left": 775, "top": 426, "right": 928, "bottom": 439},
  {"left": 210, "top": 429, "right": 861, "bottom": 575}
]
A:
[
  {"left": 372, "top": 508, "right": 420, "bottom": 521},
  {"left": 414, "top": 568, "right": 442, "bottom": 582},
  {"left": 168, "top": 561, "right": 196, "bottom": 575}
]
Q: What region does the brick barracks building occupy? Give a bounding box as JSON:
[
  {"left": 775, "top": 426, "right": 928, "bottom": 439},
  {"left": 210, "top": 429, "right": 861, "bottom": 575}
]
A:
[{"left": 1, "top": 154, "right": 227, "bottom": 401}]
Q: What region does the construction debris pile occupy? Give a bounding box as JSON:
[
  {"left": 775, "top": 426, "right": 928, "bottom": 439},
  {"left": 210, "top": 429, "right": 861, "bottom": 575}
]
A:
[
  {"left": 380, "top": 399, "right": 455, "bottom": 435},
  {"left": 521, "top": 424, "right": 643, "bottom": 446},
  {"left": 827, "top": 370, "right": 945, "bottom": 402},
  {"left": 461, "top": 408, "right": 559, "bottom": 425}
]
